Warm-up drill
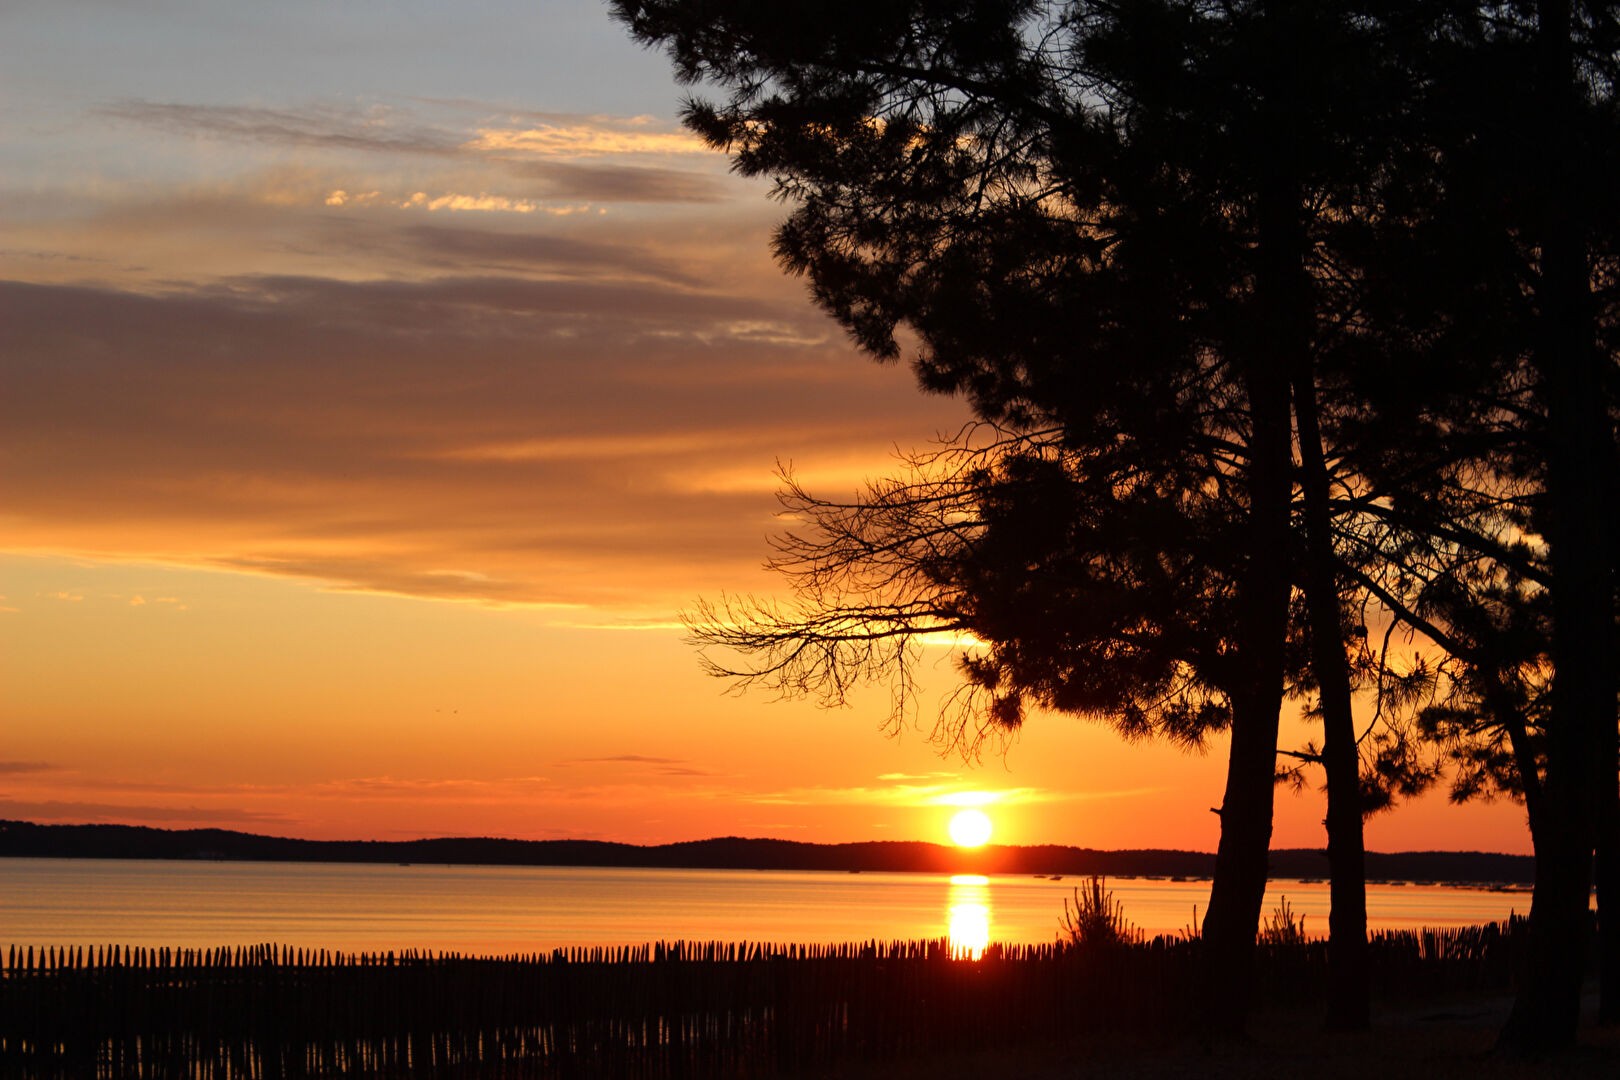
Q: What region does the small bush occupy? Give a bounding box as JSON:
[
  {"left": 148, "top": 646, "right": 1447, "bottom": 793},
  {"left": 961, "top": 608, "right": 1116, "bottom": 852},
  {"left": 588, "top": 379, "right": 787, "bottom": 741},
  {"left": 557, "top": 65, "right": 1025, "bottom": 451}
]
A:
[
  {"left": 1059, "top": 875, "right": 1142, "bottom": 947},
  {"left": 1258, "top": 896, "right": 1308, "bottom": 946}
]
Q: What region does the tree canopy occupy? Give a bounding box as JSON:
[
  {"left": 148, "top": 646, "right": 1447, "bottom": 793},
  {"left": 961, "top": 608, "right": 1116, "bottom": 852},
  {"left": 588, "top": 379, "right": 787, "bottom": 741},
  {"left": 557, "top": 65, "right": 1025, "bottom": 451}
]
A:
[{"left": 615, "top": 0, "right": 1620, "bottom": 1048}]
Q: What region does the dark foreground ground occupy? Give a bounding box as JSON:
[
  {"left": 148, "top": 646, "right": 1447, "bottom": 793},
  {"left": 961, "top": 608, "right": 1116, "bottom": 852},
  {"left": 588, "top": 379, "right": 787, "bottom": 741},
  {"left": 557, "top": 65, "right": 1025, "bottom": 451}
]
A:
[
  {"left": 803, "top": 989, "right": 1620, "bottom": 1080},
  {"left": 7, "top": 935, "right": 1607, "bottom": 1078}
]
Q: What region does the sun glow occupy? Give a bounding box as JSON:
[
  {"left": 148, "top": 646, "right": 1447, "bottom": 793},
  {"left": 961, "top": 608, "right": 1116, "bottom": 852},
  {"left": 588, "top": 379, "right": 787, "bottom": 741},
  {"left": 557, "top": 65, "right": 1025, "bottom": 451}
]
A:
[{"left": 947, "top": 808, "right": 993, "bottom": 848}]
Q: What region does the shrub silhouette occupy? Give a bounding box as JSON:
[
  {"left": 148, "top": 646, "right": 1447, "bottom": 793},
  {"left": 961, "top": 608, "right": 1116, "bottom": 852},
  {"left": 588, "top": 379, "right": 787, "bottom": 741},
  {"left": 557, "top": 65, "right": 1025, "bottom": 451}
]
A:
[
  {"left": 1059, "top": 876, "right": 1141, "bottom": 948},
  {"left": 1259, "top": 896, "right": 1308, "bottom": 947}
]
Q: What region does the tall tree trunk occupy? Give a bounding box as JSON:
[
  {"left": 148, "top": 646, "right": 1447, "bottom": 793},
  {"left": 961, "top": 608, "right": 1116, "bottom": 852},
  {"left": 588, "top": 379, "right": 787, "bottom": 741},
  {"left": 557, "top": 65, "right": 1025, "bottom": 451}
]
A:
[
  {"left": 1292, "top": 374, "right": 1371, "bottom": 1031},
  {"left": 1200, "top": 339, "right": 1293, "bottom": 1036},
  {"left": 1200, "top": 220, "right": 1298, "bottom": 1041},
  {"left": 1200, "top": 468, "right": 1290, "bottom": 1037},
  {"left": 1500, "top": 0, "right": 1612, "bottom": 1053},
  {"left": 1200, "top": 1, "right": 1309, "bottom": 1028}
]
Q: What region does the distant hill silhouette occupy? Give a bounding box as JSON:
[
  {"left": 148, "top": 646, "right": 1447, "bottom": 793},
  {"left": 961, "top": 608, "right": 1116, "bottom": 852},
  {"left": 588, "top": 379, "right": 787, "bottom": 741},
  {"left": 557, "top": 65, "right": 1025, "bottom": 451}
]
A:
[{"left": 0, "top": 819, "right": 1532, "bottom": 884}]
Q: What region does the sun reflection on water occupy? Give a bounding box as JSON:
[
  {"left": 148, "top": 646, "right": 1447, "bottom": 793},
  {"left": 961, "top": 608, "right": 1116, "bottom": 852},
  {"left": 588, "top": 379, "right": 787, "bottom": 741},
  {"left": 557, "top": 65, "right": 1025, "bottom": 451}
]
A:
[{"left": 946, "top": 874, "right": 992, "bottom": 958}]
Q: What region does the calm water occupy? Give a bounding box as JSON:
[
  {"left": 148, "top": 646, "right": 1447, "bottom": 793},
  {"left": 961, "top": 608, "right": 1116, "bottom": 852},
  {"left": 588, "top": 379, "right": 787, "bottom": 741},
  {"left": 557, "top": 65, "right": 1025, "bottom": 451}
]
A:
[{"left": 0, "top": 858, "right": 1531, "bottom": 957}]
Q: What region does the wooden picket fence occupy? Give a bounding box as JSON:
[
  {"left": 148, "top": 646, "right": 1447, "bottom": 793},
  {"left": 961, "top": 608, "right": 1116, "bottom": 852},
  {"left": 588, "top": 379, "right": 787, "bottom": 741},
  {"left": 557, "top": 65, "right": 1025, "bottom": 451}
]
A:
[{"left": 0, "top": 922, "right": 1529, "bottom": 1079}]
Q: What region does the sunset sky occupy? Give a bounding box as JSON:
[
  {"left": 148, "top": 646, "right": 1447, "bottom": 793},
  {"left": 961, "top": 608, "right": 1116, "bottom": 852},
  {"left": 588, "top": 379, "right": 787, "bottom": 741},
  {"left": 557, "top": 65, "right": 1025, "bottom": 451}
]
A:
[{"left": 2, "top": 0, "right": 1531, "bottom": 853}]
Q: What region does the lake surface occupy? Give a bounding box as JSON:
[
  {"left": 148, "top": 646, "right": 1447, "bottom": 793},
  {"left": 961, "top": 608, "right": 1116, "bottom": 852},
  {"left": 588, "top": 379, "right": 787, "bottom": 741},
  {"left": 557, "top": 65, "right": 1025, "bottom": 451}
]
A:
[{"left": 0, "top": 858, "right": 1531, "bottom": 957}]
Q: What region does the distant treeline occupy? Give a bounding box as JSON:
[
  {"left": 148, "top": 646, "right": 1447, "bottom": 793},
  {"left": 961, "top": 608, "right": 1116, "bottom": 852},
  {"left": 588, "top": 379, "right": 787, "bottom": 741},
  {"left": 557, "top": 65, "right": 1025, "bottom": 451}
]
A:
[{"left": 0, "top": 820, "right": 1532, "bottom": 884}]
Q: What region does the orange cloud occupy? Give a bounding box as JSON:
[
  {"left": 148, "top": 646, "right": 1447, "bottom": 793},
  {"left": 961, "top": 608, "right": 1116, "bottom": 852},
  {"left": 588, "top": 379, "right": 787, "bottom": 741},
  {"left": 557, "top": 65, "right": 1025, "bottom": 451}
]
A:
[{"left": 466, "top": 124, "right": 709, "bottom": 158}]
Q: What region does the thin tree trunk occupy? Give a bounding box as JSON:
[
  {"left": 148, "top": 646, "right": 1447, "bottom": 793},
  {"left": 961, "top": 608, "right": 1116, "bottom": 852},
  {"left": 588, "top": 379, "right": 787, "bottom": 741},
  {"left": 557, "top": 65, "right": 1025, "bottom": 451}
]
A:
[
  {"left": 1292, "top": 373, "right": 1371, "bottom": 1031},
  {"left": 1500, "top": 697, "right": 1546, "bottom": 847},
  {"left": 1599, "top": 772, "right": 1620, "bottom": 1025}
]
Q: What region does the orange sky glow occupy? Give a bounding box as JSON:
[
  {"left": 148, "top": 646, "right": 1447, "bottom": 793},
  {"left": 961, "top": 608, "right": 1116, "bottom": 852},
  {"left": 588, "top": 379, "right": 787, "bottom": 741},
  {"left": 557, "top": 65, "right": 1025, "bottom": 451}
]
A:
[{"left": 0, "top": 0, "right": 1531, "bottom": 855}]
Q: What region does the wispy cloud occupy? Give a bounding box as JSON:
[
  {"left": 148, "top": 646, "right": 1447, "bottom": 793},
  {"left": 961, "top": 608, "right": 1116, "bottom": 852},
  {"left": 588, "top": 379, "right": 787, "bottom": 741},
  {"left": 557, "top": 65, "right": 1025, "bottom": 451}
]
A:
[
  {"left": 302, "top": 220, "right": 701, "bottom": 286},
  {"left": 102, "top": 101, "right": 713, "bottom": 162},
  {"left": 0, "top": 798, "right": 293, "bottom": 826},
  {"left": 467, "top": 124, "right": 708, "bottom": 158},
  {"left": 94, "top": 100, "right": 730, "bottom": 205},
  {"left": 310, "top": 776, "right": 555, "bottom": 801},
  {"left": 1, "top": 86, "right": 962, "bottom": 615},
  {"left": 498, "top": 158, "right": 727, "bottom": 203},
  {"left": 561, "top": 755, "right": 717, "bottom": 778},
  {"left": 98, "top": 100, "right": 465, "bottom": 156},
  {"left": 1, "top": 275, "right": 959, "bottom": 610},
  {"left": 0, "top": 761, "right": 60, "bottom": 776},
  {"left": 392, "top": 191, "right": 581, "bottom": 214},
  {"left": 742, "top": 781, "right": 1159, "bottom": 809}
]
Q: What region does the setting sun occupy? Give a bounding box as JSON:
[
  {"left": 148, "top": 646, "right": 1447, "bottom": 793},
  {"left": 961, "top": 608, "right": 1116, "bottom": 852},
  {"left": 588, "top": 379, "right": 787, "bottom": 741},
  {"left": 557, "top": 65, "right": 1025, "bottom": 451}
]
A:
[{"left": 947, "top": 808, "right": 993, "bottom": 848}]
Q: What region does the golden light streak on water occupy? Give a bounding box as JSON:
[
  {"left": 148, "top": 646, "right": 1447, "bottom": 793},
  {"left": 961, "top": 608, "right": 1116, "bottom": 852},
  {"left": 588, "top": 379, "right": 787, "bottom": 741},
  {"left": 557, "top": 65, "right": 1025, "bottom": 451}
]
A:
[{"left": 947, "top": 874, "right": 992, "bottom": 958}]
